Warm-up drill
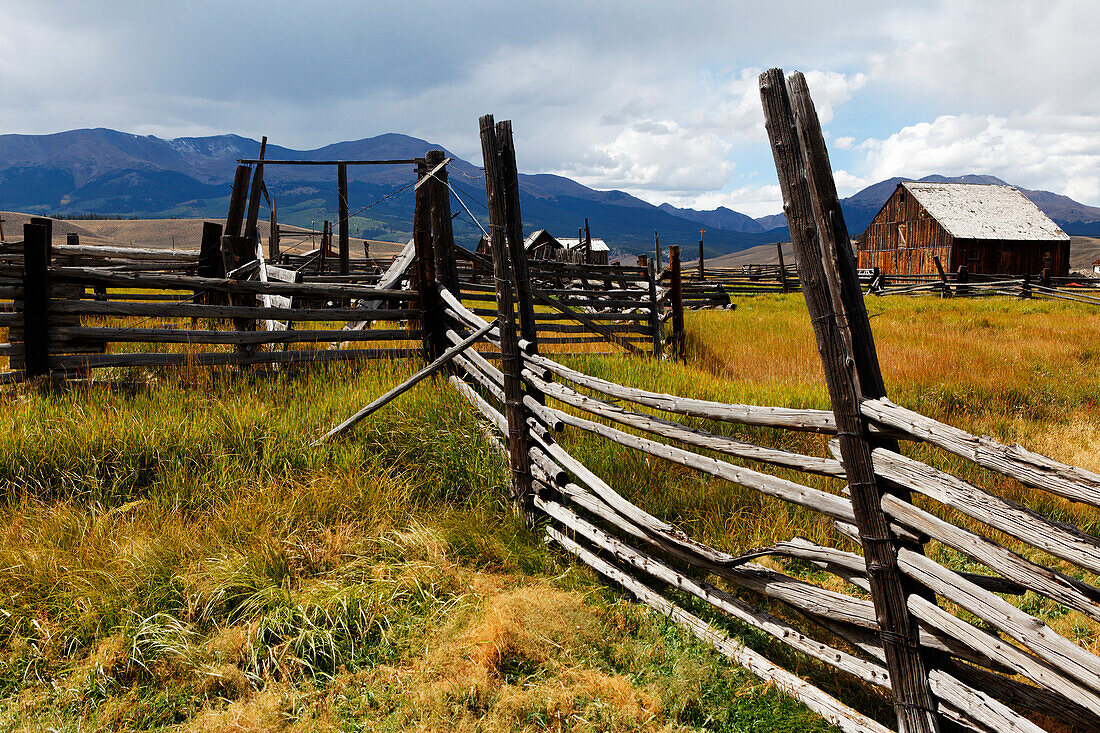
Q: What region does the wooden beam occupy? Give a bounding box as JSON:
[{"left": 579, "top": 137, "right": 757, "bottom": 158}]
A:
[
  {"left": 761, "top": 67, "right": 940, "bottom": 733},
  {"left": 480, "top": 113, "right": 534, "bottom": 518},
  {"left": 338, "top": 162, "right": 350, "bottom": 276},
  {"left": 318, "top": 317, "right": 498, "bottom": 442},
  {"left": 21, "top": 222, "right": 50, "bottom": 377}
]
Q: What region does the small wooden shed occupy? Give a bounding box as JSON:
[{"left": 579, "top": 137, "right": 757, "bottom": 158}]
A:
[{"left": 857, "top": 182, "right": 1069, "bottom": 276}]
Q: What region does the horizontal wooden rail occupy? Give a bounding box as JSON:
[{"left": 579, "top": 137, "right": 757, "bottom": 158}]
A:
[{"left": 52, "top": 326, "right": 417, "bottom": 346}]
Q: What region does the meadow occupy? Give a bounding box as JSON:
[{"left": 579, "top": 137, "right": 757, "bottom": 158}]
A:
[{"left": 1, "top": 292, "right": 1098, "bottom": 731}]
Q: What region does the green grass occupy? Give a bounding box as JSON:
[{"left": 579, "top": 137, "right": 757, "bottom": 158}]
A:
[
  {"left": 3, "top": 292, "right": 1099, "bottom": 731},
  {"left": 0, "top": 360, "right": 847, "bottom": 732}
]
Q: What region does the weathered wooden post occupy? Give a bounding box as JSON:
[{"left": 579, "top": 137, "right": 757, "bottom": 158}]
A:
[
  {"left": 955, "top": 265, "right": 968, "bottom": 296},
  {"left": 762, "top": 67, "right": 940, "bottom": 733},
  {"left": 654, "top": 231, "right": 661, "bottom": 272},
  {"left": 413, "top": 158, "right": 444, "bottom": 360},
  {"left": 320, "top": 220, "right": 331, "bottom": 273},
  {"left": 584, "top": 218, "right": 592, "bottom": 264},
  {"left": 197, "top": 222, "right": 225, "bottom": 278},
  {"left": 22, "top": 222, "right": 50, "bottom": 377},
  {"left": 776, "top": 242, "right": 789, "bottom": 293},
  {"left": 697, "top": 230, "right": 705, "bottom": 280},
  {"left": 338, "top": 162, "right": 350, "bottom": 276},
  {"left": 29, "top": 217, "right": 53, "bottom": 260},
  {"left": 480, "top": 113, "right": 534, "bottom": 520},
  {"left": 425, "top": 149, "right": 459, "bottom": 293},
  {"left": 221, "top": 164, "right": 251, "bottom": 274},
  {"left": 268, "top": 200, "right": 280, "bottom": 261},
  {"left": 669, "top": 244, "right": 685, "bottom": 358},
  {"left": 646, "top": 258, "right": 662, "bottom": 357},
  {"left": 933, "top": 255, "right": 951, "bottom": 298},
  {"left": 1021, "top": 272, "right": 1032, "bottom": 299},
  {"left": 495, "top": 123, "right": 539, "bottom": 355},
  {"left": 243, "top": 136, "right": 267, "bottom": 255}
]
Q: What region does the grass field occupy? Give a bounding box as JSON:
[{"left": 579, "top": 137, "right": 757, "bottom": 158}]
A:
[{"left": 2, "top": 293, "right": 1099, "bottom": 731}]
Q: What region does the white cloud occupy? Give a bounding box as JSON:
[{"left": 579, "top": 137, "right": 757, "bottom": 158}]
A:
[
  {"left": 5, "top": 0, "right": 1100, "bottom": 215},
  {"left": 556, "top": 119, "right": 734, "bottom": 194},
  {"left": 858, "top": 111, "right": 1100, "bottom": 203}
]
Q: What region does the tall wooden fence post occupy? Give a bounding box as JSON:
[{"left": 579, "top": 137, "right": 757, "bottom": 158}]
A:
[
  {"left": 426, "top": 149, "right": 459, "bottom": 293},
  {"left": 481, "top": 114, "right": 534, "bottom": 521},
  {"left": 22, "top": 223, "right": 50, "bottom": 378},
  {"left": 669, "top": 244, "right": 685, "bottom": 358},
  {"left": 268, "top": 199, "right": 280, "bottom": 262},
  {"left": 30, "top": 217, "right": 53, "bottom": 260},
  {"left": 761, "top": 67, "right": 941, "bottom": 733},
  {"left": 221, "top": 165, "right": 251, "bottom": 274},
  {"left": 494, "top": 123, "right": 539, "bottom": 358},
  {"left": 647, "top": 258, "right": 662, "bottom": 357},
  {"left": 776, "top": 242, "right": 789, "bottom": 293},
  {"left": 413, "top": 158, "right": 444, "bottom": 360},
  {"left": 338, "top": 162, "right": 350, "bottom": 276},
  {"left": 654, "top": 230, "right": 661, "bottom": 273},
  {"left": 697, "top": 230, "right": 705, "bottom": 280}
]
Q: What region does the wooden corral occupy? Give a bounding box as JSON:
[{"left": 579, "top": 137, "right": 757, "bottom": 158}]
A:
[{"left": 857, "top": 182, "right": 1070, "bottom": 276}]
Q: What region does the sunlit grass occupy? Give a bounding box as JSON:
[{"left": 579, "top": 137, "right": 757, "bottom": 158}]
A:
[
  {"left": 4, "top": 291, "right": 1099, "bottom": 731},
  {"left": 0, "top": 359, "right": 838, "bottom": 732}
]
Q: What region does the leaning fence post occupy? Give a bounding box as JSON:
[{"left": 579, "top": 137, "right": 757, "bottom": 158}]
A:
[
  {"left": 495, "top": 122, "right": 540, "bottom": 359},
  {"left": 669, "top": 244, "right": 685, "bottom": 358},
  {"left": 481, "top": 114, "right": 534, "bottom": 521},
  {"left": 22, "top": 222, "right": 50, "bottom": 378},
  {"left": 776, "top": 242, "right": 789, "bottom": 293},
  {"left": 762, "top": 67, "right": 941, "bottom": 733}
]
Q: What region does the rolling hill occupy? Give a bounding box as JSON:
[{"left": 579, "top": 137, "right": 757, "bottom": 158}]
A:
[
  {"left": 0, "top": 129, "right": 777, "bottom": 258},
  {"left": 5, "top": 129, "right": 1100, "bottom": 260}
]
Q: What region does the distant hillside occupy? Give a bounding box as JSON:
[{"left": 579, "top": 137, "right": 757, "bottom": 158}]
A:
[
  {"left": 657, "top": 203, "right": 765, "bottom": 233},
  {"left": 0, "top": 129, "right": 775, "bottom": 258}
]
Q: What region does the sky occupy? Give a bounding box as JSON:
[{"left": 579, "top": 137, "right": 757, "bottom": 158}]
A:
[{"left": 2, "top": 0, "right": 1099, "bottom": 217}]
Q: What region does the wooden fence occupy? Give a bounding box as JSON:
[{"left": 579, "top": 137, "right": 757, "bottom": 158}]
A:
[
  {"left": 444, "top": 89, "right": 1100, "bottom": 732},
  {"left": 0, "top": 152, "right": 692, "bottom": 381}
]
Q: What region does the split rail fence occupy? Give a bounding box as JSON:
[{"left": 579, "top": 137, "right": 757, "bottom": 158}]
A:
[
  {"left": 0, "top": 153, "right": 688, "bottom": 381},
  {"left": 6, "top": 75, "right": 1100, "bottom": 733},
  {"left": 431, "top": 87, "right": 1100, "bottom": 733}
]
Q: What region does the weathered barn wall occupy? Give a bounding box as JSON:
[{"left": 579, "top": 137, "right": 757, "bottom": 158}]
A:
[{"left": 857, "top": 187, "right": 952, "bottom": 275}]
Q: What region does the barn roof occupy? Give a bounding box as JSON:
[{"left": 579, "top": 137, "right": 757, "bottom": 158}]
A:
[
  {"left": 557, "top": 237, "right": 610, "bottom": 253},
  {"left": 523, "top": 229, "right": 559, "bottom": 250},
  {"left": 902, "top": 182, "right": 1068, "bottom": 241}
]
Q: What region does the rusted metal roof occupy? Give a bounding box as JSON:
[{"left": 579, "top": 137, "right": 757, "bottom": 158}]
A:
[{"left": 902, "top": 182, "right": 1068, "bottom": 241}]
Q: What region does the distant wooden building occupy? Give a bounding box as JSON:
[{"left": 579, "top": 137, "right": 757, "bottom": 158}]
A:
[
  {"left": 857, "top": 182, "right": 1069, "bottom": 276},
  {"left": 476, "top": 228, "right": 610, "bottom": 265}
]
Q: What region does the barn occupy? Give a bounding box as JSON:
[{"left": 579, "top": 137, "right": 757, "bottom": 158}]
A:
[
  {"left": 856, "top": 182, "right": 1070, "bottom": 277},
  {"left": 477, "top": 228, "right": 610, "bottom": 264}
]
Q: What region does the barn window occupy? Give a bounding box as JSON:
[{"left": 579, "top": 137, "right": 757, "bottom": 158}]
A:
[{"left": 968, "top": 249, "right": 979, "bottom": 261}]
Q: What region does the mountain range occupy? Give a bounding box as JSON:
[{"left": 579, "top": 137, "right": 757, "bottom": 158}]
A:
[{"left": 2, "top": 128, "right": 1100, "bottom": 257}]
